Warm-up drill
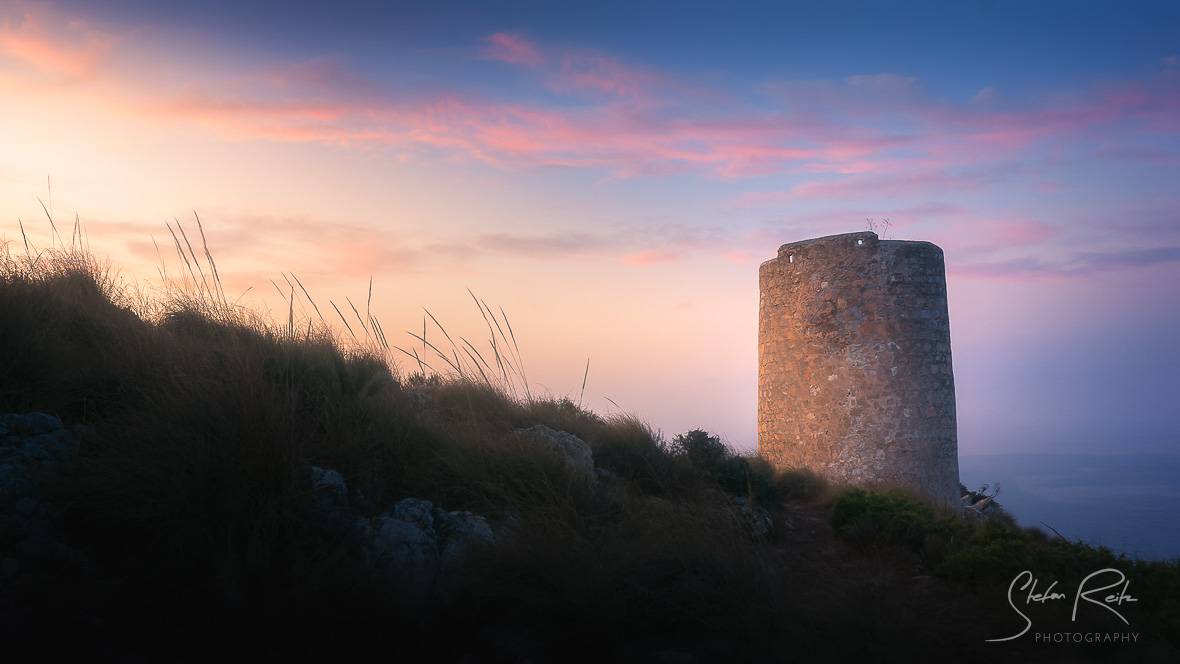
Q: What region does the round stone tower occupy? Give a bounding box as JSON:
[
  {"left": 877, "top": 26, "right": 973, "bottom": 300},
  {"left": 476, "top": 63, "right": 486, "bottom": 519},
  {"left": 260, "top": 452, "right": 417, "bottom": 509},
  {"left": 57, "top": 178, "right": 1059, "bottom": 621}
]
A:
[{"left": 758, "top": 231, "right": 960, "bottom": 505}]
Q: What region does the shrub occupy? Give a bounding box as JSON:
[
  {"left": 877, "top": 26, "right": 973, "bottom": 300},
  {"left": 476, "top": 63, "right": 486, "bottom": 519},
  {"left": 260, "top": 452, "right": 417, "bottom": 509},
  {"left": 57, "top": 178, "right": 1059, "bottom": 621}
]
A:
[
  {"left": 668, "top": 429, "right": 778, "bottom": 505},
  {"left": 831, "top": 487, "right": 959, "bottom": 551},
  {"left": 773, "top": 466, "right": 828, "bottom": 502},
  {"left": 831, "top": 486, "right": 1180, "bottom": 648}
]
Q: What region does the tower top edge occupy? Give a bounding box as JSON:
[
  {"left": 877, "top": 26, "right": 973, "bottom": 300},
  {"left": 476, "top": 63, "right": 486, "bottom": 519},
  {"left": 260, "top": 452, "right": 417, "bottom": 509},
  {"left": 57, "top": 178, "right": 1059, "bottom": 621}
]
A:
[{"left": 770, "top": 231, "right": 943, "bottom": 259}]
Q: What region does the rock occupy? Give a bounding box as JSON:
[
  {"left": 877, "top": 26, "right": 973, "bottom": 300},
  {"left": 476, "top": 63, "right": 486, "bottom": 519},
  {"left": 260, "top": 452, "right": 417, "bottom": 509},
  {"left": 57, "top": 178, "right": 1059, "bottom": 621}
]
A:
[
  {"left": 309, "top": 465, "right": 350, "bottom": 523},
  {"left": 959, "top": 484, "right": 1012, "bottom": 523},
  {"left": 0, "top": 463, "right": 33, "bottom": 500},
  {"left": 0, "top": 413, "right": 86, "bottom": 578},
  {"left": 732, "top": 496, "right": 774, "bottom": 539},
  {"left": 305, "top": 464, "right": 496, "bottom": 586},
  {"left": 515, "top": 425, "right": 595, "bottom": 484},
  {"left": 21, "top": 432, "right": 72, "bottom": 463},
  {"left": 391, "top": 497, "right": 435, "bottom": 530},
  {"left": 357, "top": 498, "right": 495, "bottom": 581},
  {"left": 365, "top": 511, "right": 438, "bottom": 568},
  {"left": 437, "top": 510, "right": 495, "bottom": 564},
  {"left": 14, "top": 496, "right": 39, "bottom": 518},
  {"left": 1, "top": 413, "right": 76, "bottom": 501},
  {"left": 0, "top": 413, "right": 63, "bottom": 437}
]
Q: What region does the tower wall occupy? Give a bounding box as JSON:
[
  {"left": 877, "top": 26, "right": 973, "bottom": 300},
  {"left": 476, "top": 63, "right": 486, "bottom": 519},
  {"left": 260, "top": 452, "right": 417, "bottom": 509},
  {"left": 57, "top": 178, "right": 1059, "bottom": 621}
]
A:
[{"left": 758, "top": 231, "right": 960, "bottom": 505}]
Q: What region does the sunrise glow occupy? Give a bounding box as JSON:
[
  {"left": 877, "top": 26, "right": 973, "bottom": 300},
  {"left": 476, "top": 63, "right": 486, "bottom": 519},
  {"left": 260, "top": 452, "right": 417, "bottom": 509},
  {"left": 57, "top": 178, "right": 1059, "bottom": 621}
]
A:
[{"left": 2, "top": 1, "right": 1178, "bottom": 453}]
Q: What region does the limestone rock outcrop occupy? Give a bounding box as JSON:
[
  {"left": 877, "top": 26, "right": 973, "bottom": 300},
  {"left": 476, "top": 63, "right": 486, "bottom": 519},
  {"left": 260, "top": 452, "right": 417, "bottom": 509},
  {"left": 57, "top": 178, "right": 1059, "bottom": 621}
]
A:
[{"left": 515, "top": 425, "right": 595, "bottom": 484}]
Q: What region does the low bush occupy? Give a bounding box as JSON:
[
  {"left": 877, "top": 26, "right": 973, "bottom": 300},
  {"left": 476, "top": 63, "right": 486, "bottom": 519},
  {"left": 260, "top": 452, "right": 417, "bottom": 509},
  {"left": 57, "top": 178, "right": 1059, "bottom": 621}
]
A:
[{"left": 831, "top": 487, "right": 1180, "bottom": 647}]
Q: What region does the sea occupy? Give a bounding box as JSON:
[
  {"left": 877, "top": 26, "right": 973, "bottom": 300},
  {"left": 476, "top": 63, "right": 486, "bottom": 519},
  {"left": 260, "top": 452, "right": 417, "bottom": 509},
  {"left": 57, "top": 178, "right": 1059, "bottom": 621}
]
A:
[{"left": 959, "top": 453, "right": 1180, "bottom": 561}]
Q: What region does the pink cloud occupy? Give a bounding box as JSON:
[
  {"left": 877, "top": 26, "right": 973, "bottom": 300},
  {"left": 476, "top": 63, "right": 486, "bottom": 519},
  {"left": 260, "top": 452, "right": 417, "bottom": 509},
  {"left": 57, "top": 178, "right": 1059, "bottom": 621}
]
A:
[
  {"left": 0, "top": 8, "right": 113, "bottom": 81},
  {"left": 479, "top": 31, "right": 672, "bottom": 102},
  {"left": 951, "top": 246, "right": 1180, "bottom": 280},
  {"left": 622, "top": 249, "right": 680, "bottom": 266},
  {"left": 721, "top": 249, "right": 753, "bottom": 264},
  {"left": 480, "top": 33, "right": 543, "bottom": 67},
  {"left": 5, "top": 10, "right": 1178, "bottom": 187},
  {"left": 925, "top": 217, "right": 1058, "bottom": 261},
  {"left": 787, "top": 169, "right": 994, "bottom": 200},
  {"left": 551, "top": 52, "right": 667, "bottom": 100},
  {"left": 113, "top": 59, "right": 1178, "bottom": 183},
  {"left": 105, "top": 212, "right": 424, "bottom": 281}
]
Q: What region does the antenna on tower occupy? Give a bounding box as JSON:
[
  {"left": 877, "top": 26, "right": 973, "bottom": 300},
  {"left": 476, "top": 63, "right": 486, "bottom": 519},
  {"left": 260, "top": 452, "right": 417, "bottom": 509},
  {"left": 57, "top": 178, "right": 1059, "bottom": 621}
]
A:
[{"left": 865, "top": 217, "right": 893, "bottom": 239}]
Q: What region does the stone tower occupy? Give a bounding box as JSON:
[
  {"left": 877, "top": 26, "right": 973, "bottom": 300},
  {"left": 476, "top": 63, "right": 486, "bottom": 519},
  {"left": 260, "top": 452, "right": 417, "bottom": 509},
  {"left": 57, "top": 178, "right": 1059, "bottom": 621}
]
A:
[{"left": 758, "top": 231, "right": 960, "bottom": 505}]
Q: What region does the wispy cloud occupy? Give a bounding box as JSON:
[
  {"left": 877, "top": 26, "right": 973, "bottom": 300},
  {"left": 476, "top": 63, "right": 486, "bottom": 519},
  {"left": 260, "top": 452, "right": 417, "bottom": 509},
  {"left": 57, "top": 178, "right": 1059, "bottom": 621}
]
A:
[
  {"left": 480, "top": 32, "right": 544, "bottom": 67},
  {"left": 4, "top": 3, "right": 1179, "bottom": 287},
  {"left": 7, "top": 5, "right": 1177, "bottom": 185},
  {"left": 954, "top": 246, "right": 1180, "bottom": 279},
  {"left": 428, "top": 231, "right": 616, "bottom": 260},
  {"left": 0, "top": 7, "right": 114, "bottom": 82},
  {"left": 81, "top": 212, "right": 423, "bottom": 283},
  {"left": 622, "top": 249, "right": 680, "bottom": 266},
  {"left": 550, "top": 51, "right": 668, "bottom": 100},
  {"left": 787, "top": 168, "right": 998, "bottom": 200}
]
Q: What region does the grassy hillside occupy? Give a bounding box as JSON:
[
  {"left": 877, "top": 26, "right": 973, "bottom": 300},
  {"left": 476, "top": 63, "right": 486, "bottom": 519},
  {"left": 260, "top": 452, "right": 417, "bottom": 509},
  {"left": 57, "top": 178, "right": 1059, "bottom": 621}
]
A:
[{"left": 1, "top": 243, "right": 1177, "bottom": 662}]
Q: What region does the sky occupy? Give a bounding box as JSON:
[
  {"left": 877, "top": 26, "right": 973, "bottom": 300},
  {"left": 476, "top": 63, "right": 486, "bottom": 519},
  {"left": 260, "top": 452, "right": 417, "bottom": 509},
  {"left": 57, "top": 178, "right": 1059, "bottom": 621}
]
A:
[{"left": 1, "top": 0, "right": 1178, "bottom": 455}]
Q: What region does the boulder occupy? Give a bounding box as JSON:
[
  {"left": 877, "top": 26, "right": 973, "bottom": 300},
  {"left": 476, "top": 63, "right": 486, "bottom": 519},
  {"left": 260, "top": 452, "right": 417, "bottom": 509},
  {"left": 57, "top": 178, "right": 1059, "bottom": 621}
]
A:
[
  {"left": 1, "top": 413, "right": 75, "bottom": 502},
  {"left": 732, "top": 496, "right": 774, "bottom": 539},
  {"left": 959, "top": 483, "right": 1012, "bottom": 523},
  {"left": 362, "top": 497, "right": 440, "bottom": 575},
  {"left": 515, "top": 425, "right": 595, "bottom": 484},
  {"left": 306, "top": 465, "right": 498, "bottom": 586},
  {"left": 356, "top": 497, "right": 495, "bottom": 580},
  {"left": 309, "top": 465, "right": 350, "bottom": 526},
  {"left": 0, "top": 412, "right": 85, "bottom": 571},
  {"left": 437, "top": 510, "right": 495, "bottom": 564},
  {"left": 0, "top": 413, "right": 64, "bottom": 437}
]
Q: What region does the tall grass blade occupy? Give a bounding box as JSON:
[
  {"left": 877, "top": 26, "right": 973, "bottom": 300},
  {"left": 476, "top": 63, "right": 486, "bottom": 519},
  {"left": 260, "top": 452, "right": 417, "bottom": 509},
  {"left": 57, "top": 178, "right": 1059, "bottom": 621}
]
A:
[
  {"left": 166, "top": 222, "right": 196, "bottom": 291},
  {"left": 406, "top": 330, "right": 462, "bottom": 374},
  {"left": 193, "top": 211, "right": 226, "bottom": 307},
  {"left": 459, "top": 336, "right": 495, "bottom": 375},
  {"left": 423, "top": 308, "right": 458, "bottom": 350},
  {"left": 346, "top": 297, "right": 370, "bottom": 337},
  {"left": 233, "top": 286, "right": 253, "bottom": 306},
  {"left": 330, "top": 300, "right": 357, "bottom": 340},
  {"left": 37, "top": 197, "right": 62, "bottom": 248},
  {"left": 500, "top": 305, "right": 531, "bottom": 399},
  {"left": 370, "top": 315, "right": 389, "bottom": 351},
  {"left": 290, "top": 273, "right": 325, "bottom": 325},
  {"left": 393, "top": 346, "right": 435, "bottom": 373},
  {"left": 175, "top": 219, "right": 213, "bottom": 304},
  {"left": 151, "top": 234, "right": 167, "bottom": 283},
  {"left": 467, "top": 289, "right": 510, "bottom": 386},
  {"left": 578, "top": 357, "right": 590, "bottom": 408},
  {"left": 460, "top": 346, "right": 492, "bottom": 385},
  {"left": 410, "top": 345, "right": 425, "bottom": 373},
  {"left": 18, "top": 218, "right": 31, "bottom": 256}
]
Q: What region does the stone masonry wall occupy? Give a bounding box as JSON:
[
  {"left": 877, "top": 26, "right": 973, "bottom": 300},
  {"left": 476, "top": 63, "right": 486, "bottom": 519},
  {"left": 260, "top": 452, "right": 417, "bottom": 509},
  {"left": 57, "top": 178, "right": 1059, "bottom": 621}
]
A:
[{"left": 758, "top": 231, "right": 960, "bottom": 505}]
